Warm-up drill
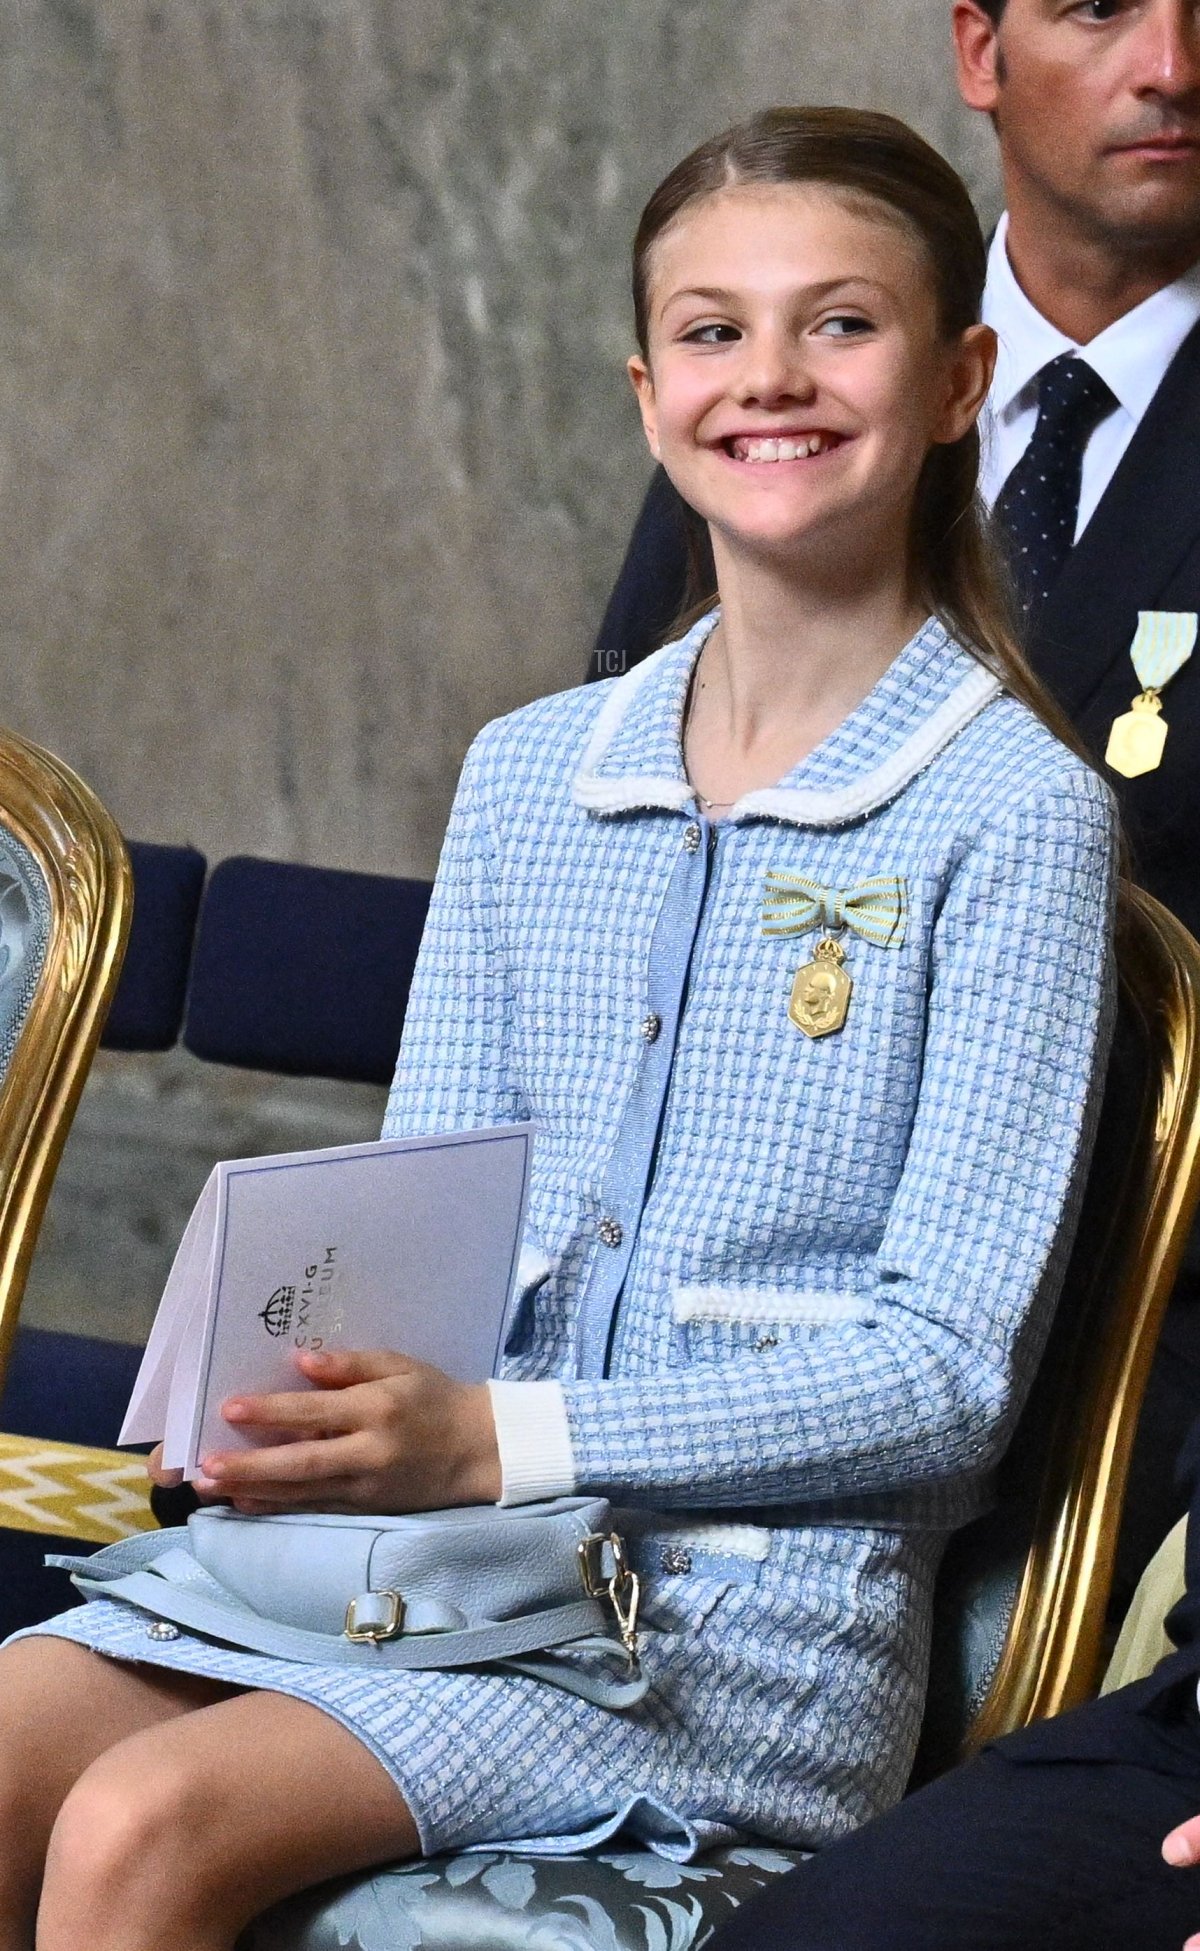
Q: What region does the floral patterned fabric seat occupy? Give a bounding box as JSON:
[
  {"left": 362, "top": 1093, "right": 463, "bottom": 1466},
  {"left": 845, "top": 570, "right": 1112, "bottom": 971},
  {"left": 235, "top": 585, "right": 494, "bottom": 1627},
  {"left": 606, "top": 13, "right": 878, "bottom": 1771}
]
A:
[{"left": 247, "top": 1844, "right": 804, "bottom": 1951}]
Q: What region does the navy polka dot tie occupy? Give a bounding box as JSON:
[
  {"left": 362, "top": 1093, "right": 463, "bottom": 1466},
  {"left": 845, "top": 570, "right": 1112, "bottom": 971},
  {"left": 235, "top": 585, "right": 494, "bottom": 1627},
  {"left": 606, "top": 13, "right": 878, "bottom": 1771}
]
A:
[{"left": 993, "top": 353, "right": 1117, "bottom": 611}]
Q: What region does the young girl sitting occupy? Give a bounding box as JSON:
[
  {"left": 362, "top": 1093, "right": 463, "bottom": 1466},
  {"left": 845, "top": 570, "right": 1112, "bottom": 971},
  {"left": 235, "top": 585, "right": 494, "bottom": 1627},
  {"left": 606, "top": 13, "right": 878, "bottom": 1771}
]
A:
[{"left": 0, "top": 107, "right": 1116, "bottom": 1951}]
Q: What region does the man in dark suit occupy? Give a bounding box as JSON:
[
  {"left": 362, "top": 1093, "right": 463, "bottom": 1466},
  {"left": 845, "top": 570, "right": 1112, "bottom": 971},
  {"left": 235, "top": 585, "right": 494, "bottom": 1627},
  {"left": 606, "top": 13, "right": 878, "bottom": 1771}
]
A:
[
  {"left": 707, "top": 1418, "right": 1200, "bottom": 1950},
  {"left": 595, "top": 0, "right": 1200, "bottom": 1602}
]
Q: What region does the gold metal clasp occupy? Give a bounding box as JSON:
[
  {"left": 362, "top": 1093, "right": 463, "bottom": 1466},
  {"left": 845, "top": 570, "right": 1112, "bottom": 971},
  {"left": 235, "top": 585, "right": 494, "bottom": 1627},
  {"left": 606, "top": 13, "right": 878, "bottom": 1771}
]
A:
[
  {"left": 344, "top": 1590, "right": 405, "bottom": 1643},
  {"left": 578, "top": 1533, "right": 613, "bottom": 1599},
  {"left": 578, "top": 1532, "right": 642, "bottom": 1677}
]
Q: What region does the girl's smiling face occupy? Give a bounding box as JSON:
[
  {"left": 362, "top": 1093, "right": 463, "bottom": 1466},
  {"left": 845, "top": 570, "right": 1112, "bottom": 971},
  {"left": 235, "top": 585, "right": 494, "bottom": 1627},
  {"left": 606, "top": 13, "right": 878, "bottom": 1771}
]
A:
[{"left": 629, "top": 182, "right": 994, "bottom": 575}]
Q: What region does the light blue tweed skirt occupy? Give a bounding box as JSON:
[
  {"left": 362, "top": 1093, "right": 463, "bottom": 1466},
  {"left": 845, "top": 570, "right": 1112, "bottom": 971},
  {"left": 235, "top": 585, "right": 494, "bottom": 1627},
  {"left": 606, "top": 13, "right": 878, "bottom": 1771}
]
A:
[
  {"left": 11, "top": 1586, "right": 750, "bottom": 1861},
  {"left": 11, "top": 1518, "right": 932, "bottom": 1859}
]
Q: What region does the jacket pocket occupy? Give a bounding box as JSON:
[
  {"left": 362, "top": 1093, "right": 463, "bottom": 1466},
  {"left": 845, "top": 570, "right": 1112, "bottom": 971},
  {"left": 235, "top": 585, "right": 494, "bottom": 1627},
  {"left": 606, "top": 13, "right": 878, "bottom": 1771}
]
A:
[
  {"left": 672, "top": 1283, "right": 877, "bottom": 1361},
  {"left": 638, "top": 1570, "right": 735, "bottom": 1637},
  {"left": 639, "top": 1525, "right": 770, "bottom": 1634}
]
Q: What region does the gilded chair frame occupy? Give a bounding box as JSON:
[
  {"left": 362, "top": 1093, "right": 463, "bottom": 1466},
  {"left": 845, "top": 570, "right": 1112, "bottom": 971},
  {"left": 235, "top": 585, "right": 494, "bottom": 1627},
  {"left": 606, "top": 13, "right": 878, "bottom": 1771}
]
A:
[
  {"left": 963, "top": 883, "right": 1200, "bottom": 1753},
  {"left": 0, "top": 726, "right": 131, "bottom": 1395}
]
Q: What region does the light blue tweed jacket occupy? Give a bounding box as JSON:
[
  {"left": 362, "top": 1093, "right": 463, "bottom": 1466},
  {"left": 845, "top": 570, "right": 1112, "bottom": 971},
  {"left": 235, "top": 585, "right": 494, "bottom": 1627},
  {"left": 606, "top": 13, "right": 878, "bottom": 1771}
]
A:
[{"left": 383, "top": 609, "right": 1117, "bottom": 1840}]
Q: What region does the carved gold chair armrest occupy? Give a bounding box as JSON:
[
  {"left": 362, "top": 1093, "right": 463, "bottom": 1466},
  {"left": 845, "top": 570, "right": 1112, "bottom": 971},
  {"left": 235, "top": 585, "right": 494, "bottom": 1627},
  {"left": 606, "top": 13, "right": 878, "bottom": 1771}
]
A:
[
  {"left": 0, "top": 725, "right": 131, "bottom": 1397},
  {"left": 919, "top": 884, "right": 1200, "bottom": 1772}
]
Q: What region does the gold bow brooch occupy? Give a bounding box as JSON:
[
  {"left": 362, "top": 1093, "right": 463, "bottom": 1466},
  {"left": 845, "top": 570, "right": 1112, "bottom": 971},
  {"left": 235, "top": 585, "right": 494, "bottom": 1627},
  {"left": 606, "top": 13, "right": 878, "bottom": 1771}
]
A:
[{"left": 762, "top": 873, "right": 908, "bottom": 1039}]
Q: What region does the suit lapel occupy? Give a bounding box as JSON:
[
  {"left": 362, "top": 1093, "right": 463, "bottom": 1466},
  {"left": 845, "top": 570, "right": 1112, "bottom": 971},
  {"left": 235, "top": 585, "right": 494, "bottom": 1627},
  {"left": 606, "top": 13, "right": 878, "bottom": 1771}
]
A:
[{"left": 1030, "top": 316, "right": 1200, "bottom": 716}]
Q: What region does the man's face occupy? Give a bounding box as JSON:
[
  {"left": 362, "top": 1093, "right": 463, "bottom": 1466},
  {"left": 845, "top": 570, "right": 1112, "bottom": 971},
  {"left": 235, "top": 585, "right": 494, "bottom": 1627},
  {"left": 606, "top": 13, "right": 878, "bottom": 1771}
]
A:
[{"left": 953, "top": 0, "right": 1200, "bottom": 253}]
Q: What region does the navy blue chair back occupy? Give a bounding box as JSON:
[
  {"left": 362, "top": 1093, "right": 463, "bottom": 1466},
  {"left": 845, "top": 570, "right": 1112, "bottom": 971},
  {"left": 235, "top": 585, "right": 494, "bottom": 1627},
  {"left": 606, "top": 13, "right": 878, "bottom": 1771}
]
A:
[
  {"left": 101, "top": 841, "right": 206, "bottom": 1051},
  {"left": 182, "top": 856, "right": 432, "bottom": 1086}
]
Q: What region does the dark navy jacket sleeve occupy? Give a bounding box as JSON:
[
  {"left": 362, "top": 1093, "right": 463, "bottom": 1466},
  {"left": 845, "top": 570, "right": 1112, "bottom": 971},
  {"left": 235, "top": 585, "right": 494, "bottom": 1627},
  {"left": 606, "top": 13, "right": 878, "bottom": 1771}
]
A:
[{"left": 590, "top": 469, "right": 710, "bottom": 682}]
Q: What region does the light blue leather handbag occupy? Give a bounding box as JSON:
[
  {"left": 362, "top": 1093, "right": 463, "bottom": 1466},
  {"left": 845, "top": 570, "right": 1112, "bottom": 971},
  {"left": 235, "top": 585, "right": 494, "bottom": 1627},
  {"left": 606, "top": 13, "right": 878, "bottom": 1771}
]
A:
[{"left": 53, "top": 1497, "right": 648, "bottom": 1709}]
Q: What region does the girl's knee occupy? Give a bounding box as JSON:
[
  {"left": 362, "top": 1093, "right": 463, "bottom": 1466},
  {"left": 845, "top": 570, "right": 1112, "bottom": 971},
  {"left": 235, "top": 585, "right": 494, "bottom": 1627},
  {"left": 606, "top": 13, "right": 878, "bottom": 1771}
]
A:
[{"left": 44, "top": 1748, "right": 209, "bottom": 1915}]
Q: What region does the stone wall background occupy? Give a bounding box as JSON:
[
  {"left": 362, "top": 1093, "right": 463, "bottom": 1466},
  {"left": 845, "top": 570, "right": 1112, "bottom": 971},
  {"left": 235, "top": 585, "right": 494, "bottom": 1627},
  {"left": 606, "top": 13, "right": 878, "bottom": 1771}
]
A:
[{"left": 0, "top": 0, "right": 1001, "bottom": 1351}]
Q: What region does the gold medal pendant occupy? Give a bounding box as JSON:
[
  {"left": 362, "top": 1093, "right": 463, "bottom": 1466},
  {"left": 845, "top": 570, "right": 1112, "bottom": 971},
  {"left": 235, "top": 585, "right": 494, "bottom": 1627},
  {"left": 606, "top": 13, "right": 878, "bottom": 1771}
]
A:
[
  {"left": 789, "top": 937, "right": 852, "bottom": 1039},
  {"left": 1106, "top": 690, "right": 1168, "bottom": 779}
]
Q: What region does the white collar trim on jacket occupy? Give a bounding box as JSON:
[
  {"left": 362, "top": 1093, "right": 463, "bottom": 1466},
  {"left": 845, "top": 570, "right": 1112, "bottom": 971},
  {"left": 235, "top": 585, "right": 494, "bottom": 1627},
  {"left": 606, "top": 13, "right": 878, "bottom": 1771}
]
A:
[
  {"left": 734, "top": 662, "right": 1002, "bottom": 826},
  {"left": 573, "top": 644, "right": 695, "bottom": 814},
  {"left": 572, "top": 643, "right": 1003, "bottom": 828}
]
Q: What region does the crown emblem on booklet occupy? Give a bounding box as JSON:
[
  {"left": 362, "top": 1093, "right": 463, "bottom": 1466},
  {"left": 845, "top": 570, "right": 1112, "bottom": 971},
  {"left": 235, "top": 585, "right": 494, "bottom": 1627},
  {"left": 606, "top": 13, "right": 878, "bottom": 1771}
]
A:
[{"left": 258, "top": 1286, "right": 296, "bottom": 1338}]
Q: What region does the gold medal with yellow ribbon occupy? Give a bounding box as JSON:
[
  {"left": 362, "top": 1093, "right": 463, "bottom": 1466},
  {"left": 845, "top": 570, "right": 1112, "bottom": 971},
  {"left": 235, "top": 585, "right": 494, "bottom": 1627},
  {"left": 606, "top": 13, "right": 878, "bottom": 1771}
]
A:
[
  {"left": 762, "top": 873, "right": 907, "bottom": 1039},
  {"left": 1105, "top": 611, "right": 1197, "bottom": 779}
]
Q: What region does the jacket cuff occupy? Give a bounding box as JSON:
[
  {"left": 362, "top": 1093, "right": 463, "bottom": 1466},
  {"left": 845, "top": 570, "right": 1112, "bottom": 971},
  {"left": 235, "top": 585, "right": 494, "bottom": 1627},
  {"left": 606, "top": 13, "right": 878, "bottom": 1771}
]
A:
[{"left": 487, "top": 1379, "right": 577, "bottom": 1506}]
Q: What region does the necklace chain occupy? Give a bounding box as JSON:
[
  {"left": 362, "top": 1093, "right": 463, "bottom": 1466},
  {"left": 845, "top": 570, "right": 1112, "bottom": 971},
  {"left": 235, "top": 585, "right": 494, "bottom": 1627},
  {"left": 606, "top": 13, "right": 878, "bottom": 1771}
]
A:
[{"left": 683, "top": 635, "right": 733, "bottom": 813}]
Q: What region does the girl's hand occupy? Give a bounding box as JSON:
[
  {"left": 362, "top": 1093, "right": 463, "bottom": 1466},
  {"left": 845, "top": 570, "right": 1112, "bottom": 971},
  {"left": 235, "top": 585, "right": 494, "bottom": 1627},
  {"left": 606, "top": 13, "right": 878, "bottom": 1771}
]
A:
[
  {"left": 195, "top": 1350, "right": 503, "bottom": 1515},
  {"left": 146, "top": 1442, "right": 224, "bottom": 1505},
  {"left": 146, "top": 1442, "right": 181, "bottom": 1490}
]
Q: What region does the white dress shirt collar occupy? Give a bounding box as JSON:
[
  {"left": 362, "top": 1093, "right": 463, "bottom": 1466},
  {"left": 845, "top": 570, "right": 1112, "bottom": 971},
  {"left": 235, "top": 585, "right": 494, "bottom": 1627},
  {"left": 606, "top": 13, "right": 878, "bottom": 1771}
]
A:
[
  {"left": 985, "top": 210, "right": 1200, "bottom": 426},
  {"left": 979, "top": 213, "right": 1200, "bottom": 530}
]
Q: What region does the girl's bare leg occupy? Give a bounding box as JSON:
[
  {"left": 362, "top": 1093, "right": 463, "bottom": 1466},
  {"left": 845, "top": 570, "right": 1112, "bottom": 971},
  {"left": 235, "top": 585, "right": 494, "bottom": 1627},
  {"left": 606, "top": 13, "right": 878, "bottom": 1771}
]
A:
[
  {"left": 0, "top": 1636, "right": 237, "bottom": 1951},
  {"left": 37, "top": 1686, "right": 420, "bottom": 1951}
]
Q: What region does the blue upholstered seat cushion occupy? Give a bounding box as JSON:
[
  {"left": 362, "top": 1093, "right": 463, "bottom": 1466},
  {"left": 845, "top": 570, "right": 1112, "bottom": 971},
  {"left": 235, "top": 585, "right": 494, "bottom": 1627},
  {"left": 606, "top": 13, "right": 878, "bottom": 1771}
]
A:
[
  {"left": 247, "top": 1844, "right": 803, "bottom": 1951},
  {"left": 0, "top": 830, "right": 50, "bottom": 1082}
]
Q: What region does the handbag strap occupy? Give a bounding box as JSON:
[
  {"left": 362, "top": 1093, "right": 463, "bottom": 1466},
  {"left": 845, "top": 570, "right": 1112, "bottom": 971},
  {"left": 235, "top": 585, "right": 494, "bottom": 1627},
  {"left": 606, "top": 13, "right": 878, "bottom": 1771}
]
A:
[
  {"left": 62, "top": 1560, "right": 650, "bottom": 1710},
  {"left": 500, "top": 1648, "right": 649, "bottom": 1710}
]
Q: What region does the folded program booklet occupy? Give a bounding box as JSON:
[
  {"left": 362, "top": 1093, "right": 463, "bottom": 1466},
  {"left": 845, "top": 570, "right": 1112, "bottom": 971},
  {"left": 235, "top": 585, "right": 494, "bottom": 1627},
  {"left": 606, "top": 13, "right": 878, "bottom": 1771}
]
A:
[{"left": 119, "top": 1124, "right": 533, "bottom": 1481}]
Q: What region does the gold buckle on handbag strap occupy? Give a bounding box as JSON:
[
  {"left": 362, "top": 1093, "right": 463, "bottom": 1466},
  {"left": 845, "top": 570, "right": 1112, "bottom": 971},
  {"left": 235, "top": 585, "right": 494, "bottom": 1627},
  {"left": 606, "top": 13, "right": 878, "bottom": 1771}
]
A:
[
  {"left": 578, "top": 1533, "right": 616, "bottom": 1599},
  {"left": 578, "top": 1532, "right": 641, "bottom": 1677},
  {"left": 344, "top": 1590, "right": 405, "bottom": 1644}
]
